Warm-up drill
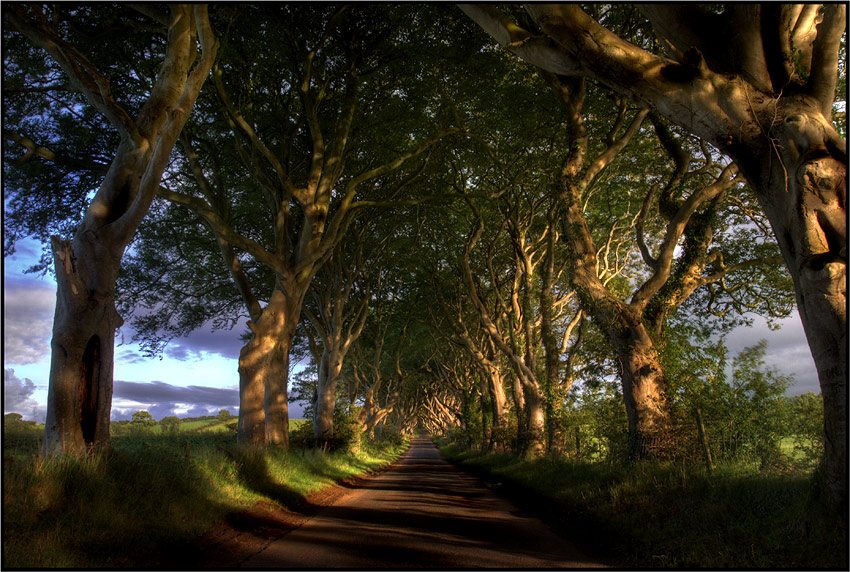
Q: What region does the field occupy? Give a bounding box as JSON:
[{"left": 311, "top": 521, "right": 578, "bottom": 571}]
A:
[{"left": 2, "top": 416, "right": 406, "bottom": 568}]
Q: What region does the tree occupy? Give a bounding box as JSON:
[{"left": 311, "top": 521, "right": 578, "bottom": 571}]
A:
[
  {"left": 160, "top": 415, "right": 181, "bottom": 434},
  {"left": 302, "top": 220, "right": 374, "bottom": 440},
  {"left": 131, "top": 410, "right": 156, "bottom": 427},
  {"left": 462, "top": 2, "right": 846, "bottom": 508},
  {"left": 4, "top": 5, "right": 217, "bottom": 455},
  {"left": 730, "top": 340, "right": 794, "bottom": 469}
]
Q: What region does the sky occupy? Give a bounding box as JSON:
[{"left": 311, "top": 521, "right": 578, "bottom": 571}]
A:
[{"left": 3, "top": 236, "right": 821, "bottom": 424}]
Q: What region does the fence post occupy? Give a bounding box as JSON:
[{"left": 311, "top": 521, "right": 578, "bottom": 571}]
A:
[{"left": 694, "top": 408, "right": 713, "bottom": 472}]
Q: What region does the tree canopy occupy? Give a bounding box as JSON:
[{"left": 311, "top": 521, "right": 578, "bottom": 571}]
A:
[{"left": 3, "top": 3, "right": 843, "bottom": 507}]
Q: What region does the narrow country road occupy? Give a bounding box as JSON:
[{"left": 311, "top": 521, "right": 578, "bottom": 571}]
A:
[{"left": 241, "top": 436, "right": 608, "bottom": 568}]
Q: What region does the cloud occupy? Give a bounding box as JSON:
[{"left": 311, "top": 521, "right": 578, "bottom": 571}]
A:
[
  {"left": 110, "top": 379, "right": 306, "bottom": 420},
  {"left": 114, "top": 380, "right": 239, "bottom": 412},
  {"left": 2, "top": 277, "right": 55, "bottom": 365},
  {"left": 4, "top": 368, "right": 40, "bottom": 417},
  {"left": 116, "top": 320, "right": 245, "bottom": 364},
  {"left": 115, "top": 348, "right": 149, "bottom": 365},
  {"left": 168, "top": 327, "right": 244, "bottom": 361}
]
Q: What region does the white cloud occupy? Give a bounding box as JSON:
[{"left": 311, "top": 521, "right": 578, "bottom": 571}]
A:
[
  {"left": 3, "top": 277, "right": 55, "bottom": 365},
  {"left": 4, "top": 368, "right": 40, "bottom": 418}
]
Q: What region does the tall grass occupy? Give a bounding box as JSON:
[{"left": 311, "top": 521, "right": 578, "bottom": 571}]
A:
[
  {"left": 440, "top": 443, "right": 847, "bottom": 569},
  {"left": 3, "top": 422, "right": 407, "bottom": 568}
]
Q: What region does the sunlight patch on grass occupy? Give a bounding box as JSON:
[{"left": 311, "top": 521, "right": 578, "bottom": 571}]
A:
[{"left": 3, "top": 423, "right": 408, "bottom": 568}]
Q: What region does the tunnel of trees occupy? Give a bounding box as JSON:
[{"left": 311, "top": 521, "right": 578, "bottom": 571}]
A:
[{"left": 3, "top": 4, "right": 845, "bottom": 510}]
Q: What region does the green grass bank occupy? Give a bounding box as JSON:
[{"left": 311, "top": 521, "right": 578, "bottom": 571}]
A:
[
  {"left": 439, "top": 443, "right": 847, "bottom": 569},
  {"left": 3, "top": 420, "right": 407, "bottom": 568}
]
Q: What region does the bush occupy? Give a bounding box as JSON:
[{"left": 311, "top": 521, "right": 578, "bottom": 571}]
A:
[
  {"left": 289, "top": 411, "right": 364, "bottom": 452},
  {"left": 372, "top": 424, "right": 404, "bottom": 447},
  {"left": 160, "top": 416, "right": 181, "bottom": 434}
]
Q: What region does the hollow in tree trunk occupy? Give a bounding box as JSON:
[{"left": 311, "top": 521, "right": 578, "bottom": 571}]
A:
[{"left": 42, "top": 237, "right": 122, "bottom": 454}]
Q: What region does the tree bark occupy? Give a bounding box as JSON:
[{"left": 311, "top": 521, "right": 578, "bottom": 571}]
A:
[
  {"left": 314, "top": 346, "right": 343, "bottom": 440},
  {"left": 43, "top": 236, "right": 123, "bottom": 454},
  {"left": 753, "top": 100, "right": 846, "bottom": 505},
  {"left": 237, "top": 286, "right": 303, "bottom": 447}
]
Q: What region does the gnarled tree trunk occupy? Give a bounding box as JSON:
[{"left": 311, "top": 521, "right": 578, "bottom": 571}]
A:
[{"left": 746, "top": 99, "right": 846, "bottom": 503}]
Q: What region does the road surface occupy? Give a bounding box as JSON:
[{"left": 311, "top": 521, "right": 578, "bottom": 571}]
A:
[{"left": 241, "top": 436, "right": 607, "bottom": 568}]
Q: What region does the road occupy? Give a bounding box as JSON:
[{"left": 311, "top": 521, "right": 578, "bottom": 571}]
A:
[{"left": 241, "top": 436, "right": 608, "bottom": 568}]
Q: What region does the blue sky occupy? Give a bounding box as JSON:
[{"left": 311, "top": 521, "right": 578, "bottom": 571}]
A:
[
  {"left": 3, "top": 236, "right": 821, "bottom": 424},
  {"left": 3, "top": 238, "right": 308, "bottom": 422}
]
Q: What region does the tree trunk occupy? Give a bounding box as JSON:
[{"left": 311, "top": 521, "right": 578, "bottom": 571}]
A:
[
  {"left": 488, "top": 366, "right": 507, "bottom": 447},
  {"left": 237, "top": 287, "right": 301, "bottom": 447},
  {"left": 510, "top": 374, "right": 526, "bottom": 450},
  {"left": 742, "top": 100, "right": 846, "bottom": 508},
  {"left": 540, "top": 228, "right": 564, "bottom": 456},
  {"left": 612, "top": 321, "right": 670, "bottom": 459},
  {"left": 522, "top": 385, "right": 547, "bottom": 457},
  {"left": 314, "top": 346, "right": 343, "bottom": 440},
  {"left": 42, "top": 237, "right": 123, "bottom": 454},
  {"left": 561, "top": 177, "right": 671, "bottom": 460}
]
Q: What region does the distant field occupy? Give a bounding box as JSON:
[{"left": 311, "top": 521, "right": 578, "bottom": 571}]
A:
[{"left": 2, "top": 415, "right": 310, "bottom": 443}]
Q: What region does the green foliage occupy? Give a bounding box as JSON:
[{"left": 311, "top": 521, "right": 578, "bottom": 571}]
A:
[
  {"left": 290, "top": 411, "right": 361, "bottom": 452},
  {"left": 3, "top": 414, "right": 43, "bottom": 456},
  {"left": 159, "top": 416, "right": 181, "bottom": 435},
  {"left": 130, "top": 410, "right": 156, "bottom": 427},
  {"left": 788, "top": 392, "right": 824, "bottom": 468},
  {"left": 559, "top": 381, "right": 629, "bottom": 462}
]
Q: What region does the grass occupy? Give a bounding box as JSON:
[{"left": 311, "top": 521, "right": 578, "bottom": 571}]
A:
[
  {"left": 439, "top": 443, "right": 847, "bottom": 569},
  {"left": 3, "top": 420, "right": 407, "bottom": 568}
]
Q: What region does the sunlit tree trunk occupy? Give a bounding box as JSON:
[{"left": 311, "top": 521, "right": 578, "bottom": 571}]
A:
[{"left": 237, "top": 284, "right": 305, "bottom": 446}]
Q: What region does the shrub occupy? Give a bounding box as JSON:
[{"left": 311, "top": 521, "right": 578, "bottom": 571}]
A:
[{"left": 159, "top": 416, "right": 181, "bottom": 434}]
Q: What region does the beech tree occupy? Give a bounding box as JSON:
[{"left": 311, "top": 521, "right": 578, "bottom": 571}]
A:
[
  {"left": 461, "top": 1, "right": 846, "bottom": 507},
  {"left": 547, "top": 76, "right": 791, "bottom": 458},
  {"left": 3, "top": 4, "right": 217, "bottom": 454},
  {"left": 131, "top": 5, "right": 459, "bottom": 447}
]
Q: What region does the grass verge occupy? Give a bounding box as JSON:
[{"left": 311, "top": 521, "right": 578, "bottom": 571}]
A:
[
  {"left": 3, "top": 427, "right": 407, "bottom": 568},
  {"left": 439, "top": 443, "right": 847, "bottom": 569}
]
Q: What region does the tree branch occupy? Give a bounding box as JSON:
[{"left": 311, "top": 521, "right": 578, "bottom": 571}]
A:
[
  {"left": 4, "top": 4, "right": 142, "bottom": 144},
  {"left": 807, "top": 3, "right": 845, "bottom": 118},
  {"left": 156, "top": 186, "right": 282, "bottom": 273}
]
